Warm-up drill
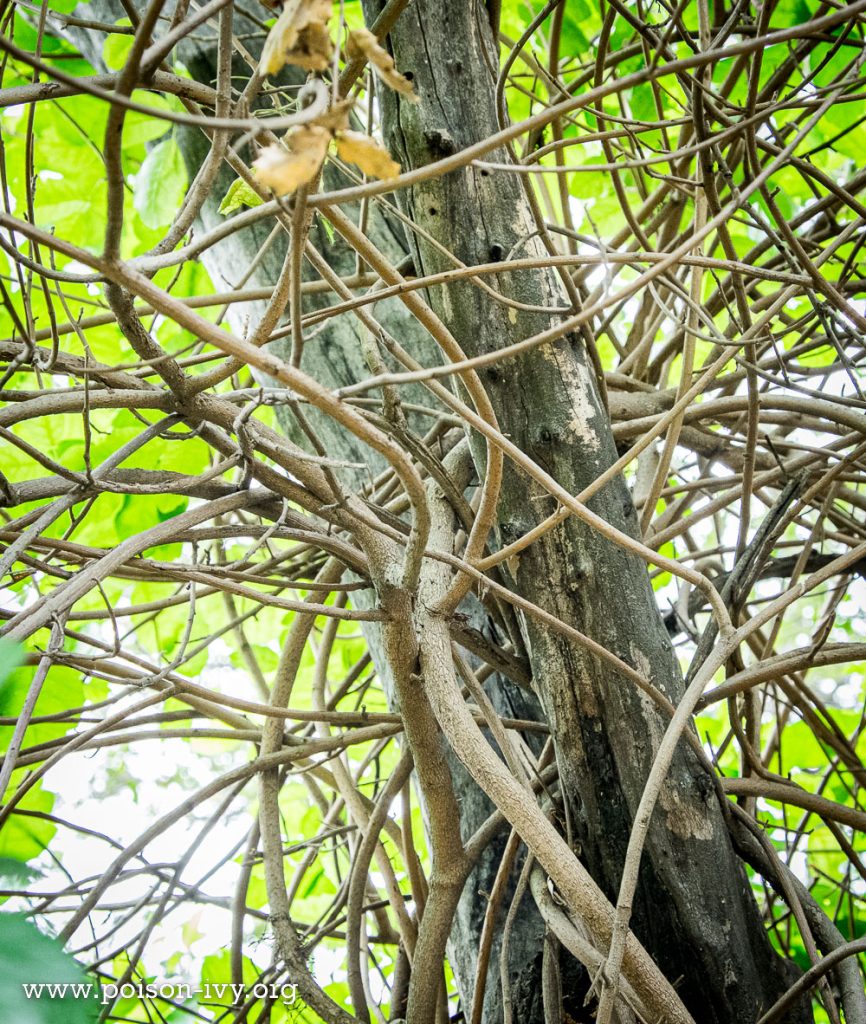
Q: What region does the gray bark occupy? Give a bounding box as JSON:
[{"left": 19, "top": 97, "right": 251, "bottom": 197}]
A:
[
  {"left": 174, "top": 14, "right": 550, "bottom": 1022},
  {"left": 63, "top": 3, "right": 549, "bottom": 1017},
  {"left": 61, "top": 2, "right": 809, "bottom": 1020},
  {"left": 359, "top": 1, "right": 809, "bottom": 1021}
]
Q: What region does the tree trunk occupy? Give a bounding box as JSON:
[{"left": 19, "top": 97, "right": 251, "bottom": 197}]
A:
[
  {"left": 63, "top": 2, "right": 810, "bottom": 1020},
  {"left": 359, "top": 1, "right": 808, "bottom": 1021},
  {"left": 171, "top": 14, "right": 550, "bottom": 1021}
]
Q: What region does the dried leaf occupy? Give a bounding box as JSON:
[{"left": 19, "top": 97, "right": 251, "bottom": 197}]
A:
[
  {"left": 311, "top": 98, "right": 353, "bottom": 134},
  {"left": 336, "top": 131, "right": 400, "bottom": 180},
  {"left": 260, "top": 0, "right": 334, "bottom": 75},
  {"left": 253, "top": 126, "right": 331, "bottom": 196},
  {"left": 348, "top": 28, "right": 418, "bottom": 101}
]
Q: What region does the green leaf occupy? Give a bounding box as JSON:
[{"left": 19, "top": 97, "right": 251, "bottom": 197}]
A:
[
  {"left": 0, "top": 857, "right": 40, "bottom": 894},
  {"left": 561, "top": 0, "right": 593, "bottom": 49},
  {"left": 630, "top": 83, "right": 658, "bottom": 123},
  {"left": 0, "top": 914, "right": 95, "bottom": 1024},
  {"left": 772, "top": 0, "right": 813, "bottom": 27},
  {"left": 122, "top": 92, "right": 177, "bottom": 149},
  {"left": 102, "top": 23, "right": 133, "bottom": 72},
  {"left": 0, "top": 641, "right": 22, "bottom": 686},
  {"left": 201, "top": 948, "right": 250, "bottom": 984},
  {"left": 133, "top": 136, "right": 187, "bottom": 230},
  {"left": 219, "top": 177, "right": 264, "bottom": 215},
  {"left": 13, "top": 13, "right": 75, "bottom": 54},
  {"left": 0, "top": 782, "right": 56, "bottom": 864},
  {"left": 156, "top": 496, "right": 189, "bottom": 523},
  {"left": 0, "top": 664, "right": 85, "bottom": 754}
]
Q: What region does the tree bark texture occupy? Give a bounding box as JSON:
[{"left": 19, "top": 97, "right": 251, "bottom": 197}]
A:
[
  {"left": 359, "top": 2, "right": 808, "bottom": 1021},
  {"left": 173, "top": 14, "right": 550, "bottom": 1022},
  {"left": 65, "top": 2, "right": 810, "bottom": 1020}
]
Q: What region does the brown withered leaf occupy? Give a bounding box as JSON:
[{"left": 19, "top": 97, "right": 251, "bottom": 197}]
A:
[
  {"left": 348, "top": 28, "right": 418, "bottom": 101},
  {"left": 311, "top": 97, "right": 353, "bottom": 134},
  {"left": 336, "top": 131, "right": 400, "bottom": 180},
  {"left": 260, "top": 0, "right": 334, "bottom": 75},
  {"left": 253, "top": 126, "right": 331, "bottom": 195}
]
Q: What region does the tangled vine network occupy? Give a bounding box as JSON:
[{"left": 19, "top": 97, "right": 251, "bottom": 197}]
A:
[{"left": 1, "top": 1, "right": 865, "bottom": 1023}]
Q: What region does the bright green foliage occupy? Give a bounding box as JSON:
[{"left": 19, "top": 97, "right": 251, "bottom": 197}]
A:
[
  {"left": 219, "top": 177, "right": 264, "bottom": 215},
  {"left": 133, "top": 136, "right": 188, "bottom": 230},
  {"left": 0, "top": 914, "right": 95, "bottom": 1024}
]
